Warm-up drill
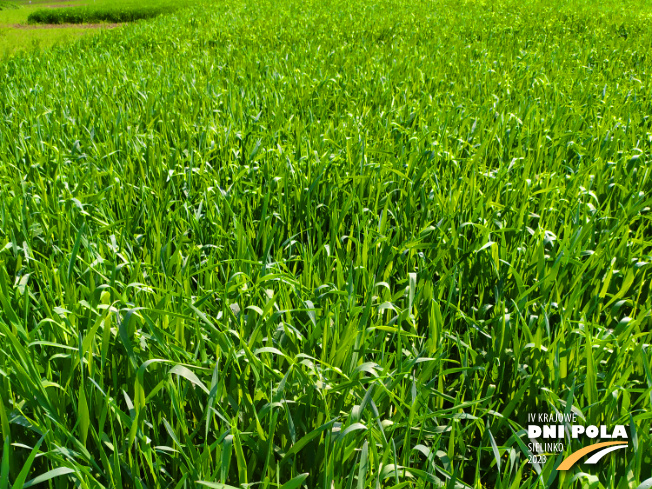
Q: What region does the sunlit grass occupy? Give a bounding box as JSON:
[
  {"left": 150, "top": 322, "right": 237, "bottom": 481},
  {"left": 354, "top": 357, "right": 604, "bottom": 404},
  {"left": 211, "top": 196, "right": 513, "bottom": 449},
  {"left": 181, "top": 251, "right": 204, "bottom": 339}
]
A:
[
  {"left": 0, "top": 0, "right": 651, "bottom": 487},
  {"left": 0, "top": 0, "right": 104, "bottom": 58},
  {"left": 0, "top": 26, "right": 90, "bottom": 58}
]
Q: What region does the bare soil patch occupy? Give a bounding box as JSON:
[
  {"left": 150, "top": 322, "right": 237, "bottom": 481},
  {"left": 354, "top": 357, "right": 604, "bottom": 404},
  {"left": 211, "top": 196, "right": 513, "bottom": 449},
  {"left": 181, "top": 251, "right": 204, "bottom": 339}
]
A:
[
  {"left": 13, "top": 22, "right": 121, "bottom": 28},
  {"left": 45, "top": 4, "right": 87, "bottom": 8},
  {"left": 19, "top": 0, "right": 79, "bottom": 4}
]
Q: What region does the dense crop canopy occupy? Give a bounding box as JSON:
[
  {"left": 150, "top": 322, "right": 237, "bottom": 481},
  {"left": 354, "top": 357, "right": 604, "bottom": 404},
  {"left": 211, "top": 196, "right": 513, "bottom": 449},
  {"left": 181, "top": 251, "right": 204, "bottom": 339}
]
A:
[
  {"left": 27, "top": 1, "right": 184, "bottom": 25},
  {"left": 0, "top": 0, "right": 651, "bottom": 487}
]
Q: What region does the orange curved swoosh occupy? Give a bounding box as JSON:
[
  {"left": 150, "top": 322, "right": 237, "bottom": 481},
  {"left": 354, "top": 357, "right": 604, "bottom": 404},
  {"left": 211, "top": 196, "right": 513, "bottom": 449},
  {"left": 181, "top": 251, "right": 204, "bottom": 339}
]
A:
[{"left": 557, "top": 441, "right": 628, "bottom": 470}]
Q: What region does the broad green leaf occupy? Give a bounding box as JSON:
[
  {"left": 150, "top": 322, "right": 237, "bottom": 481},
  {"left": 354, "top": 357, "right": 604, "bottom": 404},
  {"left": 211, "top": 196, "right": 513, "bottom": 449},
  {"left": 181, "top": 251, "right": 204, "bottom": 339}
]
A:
[
  {"left": 280, "top": 473, "right": 309, "bottom": 489},
  {"left": 23, "top": 467, "right": 76, "bottom": 488},
  {"left": 168, "top": 364, "right": 209, "bottom": 395}
]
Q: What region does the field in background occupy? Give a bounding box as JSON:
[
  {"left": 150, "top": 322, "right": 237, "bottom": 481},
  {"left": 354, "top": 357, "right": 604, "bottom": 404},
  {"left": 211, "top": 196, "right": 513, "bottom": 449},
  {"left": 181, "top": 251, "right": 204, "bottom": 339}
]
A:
[
  {"left": 0, "top": 0, "right": 651, "bottom": 488},
  {"left": 27, "top": 0, "right": 194, "bottom": 25},
  {"left": 0, "top": 0, "right": 190, "bottom": 57},
  {"left": 0, "top": 0, "right": 97, "bottom": 57}
]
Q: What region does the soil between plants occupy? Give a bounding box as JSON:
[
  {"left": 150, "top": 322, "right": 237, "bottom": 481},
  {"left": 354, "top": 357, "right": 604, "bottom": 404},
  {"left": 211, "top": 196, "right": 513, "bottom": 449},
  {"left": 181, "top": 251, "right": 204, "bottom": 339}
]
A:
[{"left": 13, "top": 21, "right": 121, "bottom": 28}]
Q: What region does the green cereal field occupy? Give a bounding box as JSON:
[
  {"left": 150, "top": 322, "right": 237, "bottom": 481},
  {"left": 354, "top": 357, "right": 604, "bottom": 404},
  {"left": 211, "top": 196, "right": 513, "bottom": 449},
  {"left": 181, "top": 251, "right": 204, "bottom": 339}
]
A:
[{"left": 0, "top": 0, "right": 651, "bottom": 487}]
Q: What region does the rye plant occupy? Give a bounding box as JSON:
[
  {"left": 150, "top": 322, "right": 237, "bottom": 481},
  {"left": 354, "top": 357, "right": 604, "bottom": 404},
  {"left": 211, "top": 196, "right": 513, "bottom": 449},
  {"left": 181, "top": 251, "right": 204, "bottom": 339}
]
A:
[{"left": 0, "top": 0, "right": 650, "bottom": 487}]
